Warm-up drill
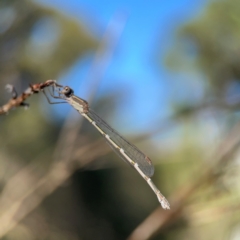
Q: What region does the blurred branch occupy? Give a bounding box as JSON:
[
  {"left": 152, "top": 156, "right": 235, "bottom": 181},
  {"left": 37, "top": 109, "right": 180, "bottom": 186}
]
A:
[
  {"left": 175, "top": 98, "right": 240, "bottom": 116},
  {"left": 53, "top": 12, "right": 127, "bottom": 163},
  {"left": 127, "top": 120, "right": 240, "bottom": 240},
  {"left": 185, "top": 201, "right": 240, "bottom": 226},
  {"left": 134, "top": 96, "right": 240, "bottom": 145},
  {"left": 0, "top": 137, "right": 109, "bottom": 238}
]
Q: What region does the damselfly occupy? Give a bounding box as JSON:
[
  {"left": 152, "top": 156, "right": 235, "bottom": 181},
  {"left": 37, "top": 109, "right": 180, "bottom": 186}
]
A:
[{"left": 44, "top": 83, "right": 170, "bottom": 209}]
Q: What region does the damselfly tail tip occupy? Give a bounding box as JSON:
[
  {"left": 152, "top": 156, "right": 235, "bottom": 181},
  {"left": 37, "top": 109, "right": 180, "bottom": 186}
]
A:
[{"left": 157, "top": 193, "right": 170, "bottom": 210}]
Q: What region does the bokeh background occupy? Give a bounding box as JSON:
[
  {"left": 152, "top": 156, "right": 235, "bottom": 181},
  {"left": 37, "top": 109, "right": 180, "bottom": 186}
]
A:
[{"left": 1, "top": 0, "right": 240, "bottom": 239}]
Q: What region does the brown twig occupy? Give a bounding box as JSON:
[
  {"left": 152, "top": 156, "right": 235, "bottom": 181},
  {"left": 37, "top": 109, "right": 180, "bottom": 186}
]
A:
[{"left": 0, "top": 80, "right": 56, "bottom": 115}]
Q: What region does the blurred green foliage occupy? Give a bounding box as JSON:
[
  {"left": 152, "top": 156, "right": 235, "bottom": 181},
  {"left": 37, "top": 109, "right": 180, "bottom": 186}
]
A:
[
  {"left": 161, "top": 0, "right": 240, "bottom": 239},
  {"left": 0, "top": 0, "right": 97, "bottom": 85},
  {"left": 166, "top": 0, "right": 240, "bottom": 98}
]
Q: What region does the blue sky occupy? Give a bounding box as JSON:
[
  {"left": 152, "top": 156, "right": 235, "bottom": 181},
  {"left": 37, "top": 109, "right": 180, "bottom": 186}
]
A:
[{"left": 35, "top": 0, "right": 207, "bottom": 133}]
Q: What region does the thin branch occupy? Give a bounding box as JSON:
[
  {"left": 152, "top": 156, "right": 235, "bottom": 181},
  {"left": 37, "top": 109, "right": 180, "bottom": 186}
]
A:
[
  {"left": 0, "top": 80, "right": 56, "bottom": 115},
  {"left": 184, "top": 201, "right": 240, "bottom": 226}
]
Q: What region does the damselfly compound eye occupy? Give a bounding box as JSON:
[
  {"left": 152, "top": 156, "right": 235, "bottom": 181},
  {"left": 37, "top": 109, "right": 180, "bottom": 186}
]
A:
[{"left": 62, "top": 86, "right": 74, "bottom": 97}]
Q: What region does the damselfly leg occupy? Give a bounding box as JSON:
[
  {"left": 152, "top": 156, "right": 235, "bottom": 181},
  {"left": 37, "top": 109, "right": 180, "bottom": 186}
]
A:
[{"left": 42, "top": 83, "right": 66, "bottom": 104}]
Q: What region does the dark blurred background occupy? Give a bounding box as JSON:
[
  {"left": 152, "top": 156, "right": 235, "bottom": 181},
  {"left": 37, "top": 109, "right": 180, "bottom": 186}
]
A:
[{"left": 1, "top": 0, "right": 240, "bottom": 239}]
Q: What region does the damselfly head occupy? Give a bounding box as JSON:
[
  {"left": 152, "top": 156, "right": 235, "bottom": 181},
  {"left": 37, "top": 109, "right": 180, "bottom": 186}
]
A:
[{"left": 61, "top": 86, "right": 74, "bottom": 98}]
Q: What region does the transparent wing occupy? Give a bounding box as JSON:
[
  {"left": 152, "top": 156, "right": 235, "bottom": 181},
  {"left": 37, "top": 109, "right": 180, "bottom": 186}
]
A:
[{"left": 86, "top": 109, "right": 154, "bottom": 177}]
